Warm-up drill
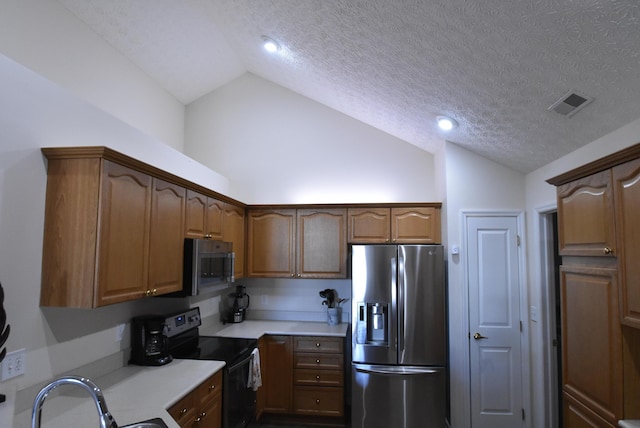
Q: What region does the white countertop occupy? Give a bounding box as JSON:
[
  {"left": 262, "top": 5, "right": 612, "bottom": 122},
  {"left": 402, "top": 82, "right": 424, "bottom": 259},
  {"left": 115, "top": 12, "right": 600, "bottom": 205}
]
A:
[
  {"left": 620, "top": 421, "right": 640, "bottom": 428},
  {"left": 14, "top": 359, "right": 225, "bottom": 428},
  {"left": 200, "top": 320, "right": 349, "bottom": 338}
]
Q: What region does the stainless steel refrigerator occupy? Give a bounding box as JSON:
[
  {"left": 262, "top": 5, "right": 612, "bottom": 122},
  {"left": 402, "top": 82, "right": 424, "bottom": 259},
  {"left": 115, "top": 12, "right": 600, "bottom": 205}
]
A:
[{"left": 351, "top": 244, "right": 446, "bottom": 428}]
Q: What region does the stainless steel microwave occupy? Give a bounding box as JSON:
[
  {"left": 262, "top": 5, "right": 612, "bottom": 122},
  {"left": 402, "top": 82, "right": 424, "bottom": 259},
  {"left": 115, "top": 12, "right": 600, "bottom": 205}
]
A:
[{"left": 180, "top": 238, "right": 235, "bottom": 296}]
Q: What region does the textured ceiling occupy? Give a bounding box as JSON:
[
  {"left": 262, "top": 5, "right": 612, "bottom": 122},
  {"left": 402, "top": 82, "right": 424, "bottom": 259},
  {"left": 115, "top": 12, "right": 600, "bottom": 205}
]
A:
[{"left": 57, "top": 0, "right": 640, "bottom": 173}]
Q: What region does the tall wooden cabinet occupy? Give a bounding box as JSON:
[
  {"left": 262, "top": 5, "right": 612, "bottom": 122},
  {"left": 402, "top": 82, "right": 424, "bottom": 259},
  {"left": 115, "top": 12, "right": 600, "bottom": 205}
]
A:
[{"left": 548, "top": 143, "right": 640, "bottom": 426}]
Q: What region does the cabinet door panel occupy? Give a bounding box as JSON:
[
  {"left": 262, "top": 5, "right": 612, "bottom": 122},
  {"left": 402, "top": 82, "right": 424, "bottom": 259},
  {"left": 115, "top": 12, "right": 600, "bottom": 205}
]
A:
[
  {"left": 263, "top": 335, "right": 292, "bottom": 413},
  {"left": 391, "top": 207, "right": 441, "bottom": 243},
  {"left": 297, "top": 209, "right": 347, "bottom": 278},
  {"left": 613, "top": 158, "right": 640, "bottom": 328},
  {"left": 347, "top": 208, "right": 390, "bottom": 243},
  {"left": 561, "top": 265, "right": 623, "bottom": 425},
  {"left": 557, "top": 171, "right": 616, "bottom": 257},
  {"left": 247, "top": 210, "right": 295, "bottom": 277},
  {"left": 206, "top": 198, "right": 225, "bottom": 239},
  {"left": 96, "top": 161, "right": 151, "bottom": 306},
  {"left": 148, "top": 179, "right": 185, "bottom": 295},
  {"left": 223, "top": 203, "right": 246, "bottom": 279},
  {"left": 185, "top": 190, "right": 207, "bottom": 239}
]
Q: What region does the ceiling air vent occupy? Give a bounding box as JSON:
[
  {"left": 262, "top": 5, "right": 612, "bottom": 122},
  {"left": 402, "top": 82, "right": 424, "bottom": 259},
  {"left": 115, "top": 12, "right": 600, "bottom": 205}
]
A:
[{"left": 548, "top": 90, "right": 593, "bottom": 117}]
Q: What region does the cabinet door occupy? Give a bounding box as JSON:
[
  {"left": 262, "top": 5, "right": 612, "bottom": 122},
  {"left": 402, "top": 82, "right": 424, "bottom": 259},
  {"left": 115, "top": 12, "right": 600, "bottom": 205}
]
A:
[
  {"left": 561, "top": 264, "right": 623, "bottom": 425},
  {"left": 347, "top": 208, "right": 390, "bottom": 243},
  {"left": 205, "top": 197, "right": 225, "bottom": 240},
  {"left": 148, "top": 179, "right": 185, "bottom": 296},
  {"left": 96, "top": 161, "right": 151, "bottom": 307},
  {"left": 391, "top": 207, "right": 441, "bottom": 243},
  {"left": 557, "top": 171, "right": 616, "bottom": 257},
  {"left": 223, "top": 203, "right": 246, "bottom": 279},
  {"left": 263, "top": 335, "right": 292, "bottom": 413},
  {"left": 246, "top": 210, "right": 296, "bottom": 277},
  {"left": 613, "top": 158, "right": 640, "bottom": 328},
  {"left": 185, "top": 190, "right": 207, "bottom": 239},
  {"left": 297, "top": 209, "right": 347, "bottom": 278},
  {"left": 563, "top": 392, "right": 616, "bottom": 428}
]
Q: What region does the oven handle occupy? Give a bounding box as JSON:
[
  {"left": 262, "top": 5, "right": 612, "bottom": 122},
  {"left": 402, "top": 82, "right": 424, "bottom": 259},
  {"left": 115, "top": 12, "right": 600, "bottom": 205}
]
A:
[{"left": 226, "top": 350, "right": 255, "bottom": 372}]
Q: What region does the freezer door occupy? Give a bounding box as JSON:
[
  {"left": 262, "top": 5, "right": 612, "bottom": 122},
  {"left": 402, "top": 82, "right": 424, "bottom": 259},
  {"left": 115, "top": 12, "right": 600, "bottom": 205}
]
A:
[
  {"left": 352, "top": 363, "right": 446, "bottom": 428},
  {"left": 398, "top": 245, "right": 445, "bottom": 365},
  {"left": 352, "top": 245, "right": 398, "bottom": 364}
]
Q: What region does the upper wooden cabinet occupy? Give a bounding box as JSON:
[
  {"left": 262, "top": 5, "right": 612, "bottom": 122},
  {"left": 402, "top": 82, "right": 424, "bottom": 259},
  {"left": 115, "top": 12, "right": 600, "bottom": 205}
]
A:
[
  {"left": 41, "top": 156, "right": 185, "bottom": 307},
  {"left": 246, "top": 208, "right": 347, "bottom": 278},
  {"left": 556, "top": 170, "right": 616, "bottom": 257},
  {"left": 348, "top": 207, "right": 441, "bottom": 244},
  {"left": 613, "top": 157, "right": 640, "bottom": 328},
  {"left": 223, "top": 203, "right": 246, "bottom": 279},
  {"left": 185, "top": 190, "right": 224, "bottom": 240}
]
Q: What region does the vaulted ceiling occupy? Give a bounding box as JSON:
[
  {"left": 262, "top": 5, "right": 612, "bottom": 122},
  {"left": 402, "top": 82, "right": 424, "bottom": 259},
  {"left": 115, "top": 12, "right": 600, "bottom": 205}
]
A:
[{"left": 57, "top": 0, "right": 640, "bottom": 173}]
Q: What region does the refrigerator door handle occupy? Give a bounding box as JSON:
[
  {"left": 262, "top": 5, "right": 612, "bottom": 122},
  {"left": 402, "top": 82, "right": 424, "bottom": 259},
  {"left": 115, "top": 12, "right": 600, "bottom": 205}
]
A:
[
  {"left": 397, "top": 250, "right": 405, "bottom": 357},
  {"left": 354, "top": 365, "right": 440, "bottom": 376}
]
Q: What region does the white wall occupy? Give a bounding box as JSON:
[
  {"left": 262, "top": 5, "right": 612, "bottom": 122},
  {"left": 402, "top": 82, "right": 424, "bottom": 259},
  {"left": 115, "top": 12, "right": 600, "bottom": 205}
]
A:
[
  {"left": 185, "top": 73, "right": 437, "bottom": 204},
  {"left": 0, "top": 53, "right": 230, "bottom": 411},
  {"left": 524, "top": 116, "right": 640, "bottom": 428},
  {"left": 0, "top": 0, "right": 185, "bottom": 151},
  {"left": 442, "top": 142, "right": 526, "bottom": 428}
]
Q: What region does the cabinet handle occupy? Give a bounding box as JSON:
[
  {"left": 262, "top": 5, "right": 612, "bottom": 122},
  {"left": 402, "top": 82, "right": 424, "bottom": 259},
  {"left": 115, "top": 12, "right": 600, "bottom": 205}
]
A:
[
  {"left": 290, "top": 273, "right": 294, "bottom": 277},
  {"left": 195, "top": 412, "right": 206, "bottom": 422},
  {"left": 209, "top": 384, "right": 216, "bottom": 391},
  {"left": 152, "top": 288, "right": 157, "bottom": 295},
  {"left": 145, "top": 290, "right": 151, "bottom": 297},
  {"left": 297, "top": 273, "right": 301, "bottom": 277},
  {"left": 179, "top": 408, "right": 188, "bottom": 415},
  {"left": 603, "top": 247, "right": 613, "bottom": 255},
  {"left": 316, "top": 359, "right": 321, "bottom": 364},
  {"left": 315, "top": 342, "right": 321, "bottom": 347},
  {"left": 316, "top": 375, "right": 320, "bottom": 381},
  {"left": 316, "top": 399, "right": 320, "bottom": 404}
]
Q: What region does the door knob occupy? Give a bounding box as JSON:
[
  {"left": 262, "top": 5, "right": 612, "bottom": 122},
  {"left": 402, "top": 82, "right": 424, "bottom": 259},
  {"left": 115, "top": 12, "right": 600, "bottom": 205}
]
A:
[{"left": 473, "top": 332, "right": 488, "bottom": 340}]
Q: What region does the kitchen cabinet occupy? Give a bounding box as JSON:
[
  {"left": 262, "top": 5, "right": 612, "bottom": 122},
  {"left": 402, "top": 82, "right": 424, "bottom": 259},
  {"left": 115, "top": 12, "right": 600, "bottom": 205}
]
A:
[
  {"left": 548, "top": 143, "right": 640, "bottom": 426},
  {"left": 262, "top": 335, "right": 293, "bottom": 414},
  {"left": 556, "top": 171, "right": 616, "bottom": 257},
  {"left": 347, "top": 206, "right": 441, "bottom": 244},
  {"left": 292, "top": 336, "right": 344, "bottom": 417},
  {"left": 168, "top": 371, "right": 222, "bottom": 428},
  {"left": 41, "top": 154, "right": 185, "bottom": 307},
  {"left": 246, "top": 208, "right": 347, "bottom": 278},
  {"left": 613, "top": 158, "right": 640, "bottom": 328},
  {"left": 223, "top": 203, "right": 246, "bottom": 279},
  {"left": 560, "top": 264, "right": 622, "bottom": 426},
  {"left": 185, "top": 190, "right": 224, "bottom": 240}
]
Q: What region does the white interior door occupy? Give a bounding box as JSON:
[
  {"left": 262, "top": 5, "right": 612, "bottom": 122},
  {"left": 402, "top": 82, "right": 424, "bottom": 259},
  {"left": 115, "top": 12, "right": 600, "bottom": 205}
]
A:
[{"left": 467, "top": 215, "right": 524, "bottom": 428}]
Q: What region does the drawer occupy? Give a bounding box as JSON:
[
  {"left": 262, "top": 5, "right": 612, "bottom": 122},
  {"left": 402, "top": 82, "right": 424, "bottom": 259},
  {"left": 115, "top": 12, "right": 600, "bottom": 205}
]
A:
[
  {"left": 294, "top": 353, "right": 343, "bottom": 370},
  {"left": 294, "top": 369, "right": 344, "bottom": 387},
  {"left": 293, "top": 386, "right": 344, "bottom": 417},
  {"left": 294, "top": 336, "right": 343, "bottom": 354},
  {"left": 168, "top": 392, "right": 196, "bottom": 426},
  {"left": 196, "top": 371, "right": 223, "bottom": 405}
]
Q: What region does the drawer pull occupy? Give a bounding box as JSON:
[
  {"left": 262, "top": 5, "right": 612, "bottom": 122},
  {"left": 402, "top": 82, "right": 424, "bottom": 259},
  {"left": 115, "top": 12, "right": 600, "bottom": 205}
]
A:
[
  {"left": 316, "top": 375, "right": 320, "bottom": 381},
  {"left": 209, "top": 384, "right": 216, "bottom": 391},
  {"left": 316, "top": 399, "right": 320, "bottom": 404},
  {"left": 316, "top": 359, "right": 321, "bottom": 364},
  {"left": 179, "top": 408, "right": 188, "bottom": 415},
  {"left": 315, "top": 342, "right": 321, "bottom": 347},
  {"left": 195, "top": 412, "right": 206, "bottom": 422}
]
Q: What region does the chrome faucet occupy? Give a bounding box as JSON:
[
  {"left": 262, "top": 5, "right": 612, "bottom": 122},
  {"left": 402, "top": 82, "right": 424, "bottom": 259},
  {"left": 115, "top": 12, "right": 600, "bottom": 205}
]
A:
[{"left": 31, "top": 375, "right": 118, "bottom": 428}]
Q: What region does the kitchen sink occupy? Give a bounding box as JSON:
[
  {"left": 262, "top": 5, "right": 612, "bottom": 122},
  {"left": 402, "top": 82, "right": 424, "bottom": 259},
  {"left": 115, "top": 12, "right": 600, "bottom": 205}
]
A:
[{"left": 118, "top": 418, "right": 169, "bottom": 428}]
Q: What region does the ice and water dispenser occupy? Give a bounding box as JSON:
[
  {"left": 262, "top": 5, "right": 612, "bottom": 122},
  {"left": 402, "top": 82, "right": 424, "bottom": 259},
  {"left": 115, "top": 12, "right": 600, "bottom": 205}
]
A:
[{"left": 355, "top": 302, "right": 389, "bottom": 346}]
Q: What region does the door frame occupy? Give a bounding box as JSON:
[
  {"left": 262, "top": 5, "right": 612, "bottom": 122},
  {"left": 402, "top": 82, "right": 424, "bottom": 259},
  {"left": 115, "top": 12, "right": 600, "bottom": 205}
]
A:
[
  {"left": 461, "top": 210, "right": 530, "bottom": 427},
  {"left": 534, "top": 204, "right": 560, "bottom": 428}
]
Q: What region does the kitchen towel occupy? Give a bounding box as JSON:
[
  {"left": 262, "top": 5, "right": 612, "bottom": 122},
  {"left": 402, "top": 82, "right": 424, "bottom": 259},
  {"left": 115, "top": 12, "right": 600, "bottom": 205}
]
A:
[{"left": 247, "top": 347, "right": 262, "bottom": 391}]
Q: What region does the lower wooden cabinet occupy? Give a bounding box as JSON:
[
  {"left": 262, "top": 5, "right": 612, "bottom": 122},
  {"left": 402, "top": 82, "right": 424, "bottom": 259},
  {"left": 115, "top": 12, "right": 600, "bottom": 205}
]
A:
[
  {"left": 259, "top": 335, "right": 345, "bottom": 421},
  {"left": 168, "top": 371, "right": 222, "bottom": 428}
]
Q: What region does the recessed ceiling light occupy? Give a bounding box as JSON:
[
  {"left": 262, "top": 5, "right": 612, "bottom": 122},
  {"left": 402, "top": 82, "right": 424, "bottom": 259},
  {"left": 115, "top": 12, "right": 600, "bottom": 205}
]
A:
[
  {"left": 262, "top": 36, "right": 280, "bottom": 53},
  {"left": 436, "top": 115, "right": 457, "bottom": 131}
]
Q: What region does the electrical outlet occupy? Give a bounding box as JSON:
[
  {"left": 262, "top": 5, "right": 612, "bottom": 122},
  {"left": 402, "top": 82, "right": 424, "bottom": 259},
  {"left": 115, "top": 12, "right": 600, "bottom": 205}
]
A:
[{"left": 2, "top": 348, "right": 26, "bottom": 380}]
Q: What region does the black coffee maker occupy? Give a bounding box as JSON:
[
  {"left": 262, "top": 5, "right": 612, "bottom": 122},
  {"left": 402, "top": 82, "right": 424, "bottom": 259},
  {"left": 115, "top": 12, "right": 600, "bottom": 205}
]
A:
[
  {"left": 130, "top": 315, "right": 172, "bottom": 366},
  {"left": 224, "top": 285, "right": 250, "bottom": 323}
]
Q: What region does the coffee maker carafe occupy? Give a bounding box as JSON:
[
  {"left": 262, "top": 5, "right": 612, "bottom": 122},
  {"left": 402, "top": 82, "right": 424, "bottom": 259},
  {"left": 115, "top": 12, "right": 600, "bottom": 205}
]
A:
[{"left": 130, "top": 315, "right": 172, "bottom": 366}]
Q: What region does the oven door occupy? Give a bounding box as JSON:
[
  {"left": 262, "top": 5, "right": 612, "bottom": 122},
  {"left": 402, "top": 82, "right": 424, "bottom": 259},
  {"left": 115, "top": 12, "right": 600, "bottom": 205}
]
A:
[{"left": 224, "top": 352, "right": 256, "bottom": 428}]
